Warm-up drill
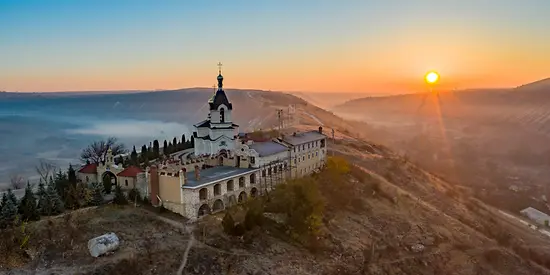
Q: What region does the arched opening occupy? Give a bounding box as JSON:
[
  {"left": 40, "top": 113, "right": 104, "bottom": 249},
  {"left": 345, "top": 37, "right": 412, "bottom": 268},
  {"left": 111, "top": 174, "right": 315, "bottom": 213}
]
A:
[
  {"left": 198, "top": 204, "right": 211, "bottom": 217},
  {"left": 227, "top": 180, "right": 234, "bottom": 191},
  {"left": 214, "top": 184, "right": 221, "bottom": 196},
  {"left": 220, "top": 108, "right": 225, "bottom": 123},
  {"left": 212, "top": 199, "right": 224, "bottom": 212},
  {"left": 102, "top": 171, "right": 117, "bottom": 192},
  {"left": 250, "top": 187, "right": 258, "bottom": 198},
  {"left": 228, "top": 195, "right": 237, "bottom": 207},
  {"left": 125, "top": 179, "right": 128, "bottom": 187},
  {"left": 238, "top": 191, "right": 247, "bottom": 203},
  {"left": 250, "top": 174, "right": 256, "bottom": 184},
  {"left": 199, "top": 188, "right": 208, "bottom": 200},
  {"left": 238, "top": 177, "right": 245, "bottom": 188}
]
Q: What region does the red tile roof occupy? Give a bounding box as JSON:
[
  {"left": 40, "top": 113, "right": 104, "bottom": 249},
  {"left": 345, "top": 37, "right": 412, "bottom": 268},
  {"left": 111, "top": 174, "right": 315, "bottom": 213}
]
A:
[
  {"left": 117, "top": 166, "right": 144, "bottom": 178},
  {"left": 78, "top": 163, "right": 97, "bottom": 174}
]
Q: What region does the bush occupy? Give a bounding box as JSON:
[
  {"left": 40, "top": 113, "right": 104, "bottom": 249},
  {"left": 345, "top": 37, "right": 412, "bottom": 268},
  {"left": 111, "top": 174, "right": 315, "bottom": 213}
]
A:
[
  {"left": 268, "top": 177, "right": 324, "bottom": 239},
  {"left": 89, "top": 183, "right": 103, "bottom": 206},
  {"left": 222, "top": 212, "right": 235, "bottom": 235},
  {"left": 113, "top": 185, "right": 128, "bottom": 205},
  {"left": 244, "top": 198, "right": 264, "bottom": 230},
  {"left": 128, "top": 188, "right": 141, "bottom": 203}
]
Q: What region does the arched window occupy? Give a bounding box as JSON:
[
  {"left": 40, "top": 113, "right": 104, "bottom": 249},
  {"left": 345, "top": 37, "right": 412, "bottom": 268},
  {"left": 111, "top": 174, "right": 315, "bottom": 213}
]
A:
[
  {"left": 227, "top": 180, "right": 234, "bottom": 191},
  {"left": 220, "top": 108, "right": 225, "bottom": 123},
  {"left": 250, "top": 174, "right": 256, "bottom": 184},
  {"left": 214, "top": 184, "right": 221, "bottom": 196},
  {"left": 125, "top": 179, "right": 128, "bottom": 186},
  {"left": 238, "top": 177, "right": 245, "bottom": 188},
  {"left": 199, "top": 188, "right": 208, "bottom": 200}
]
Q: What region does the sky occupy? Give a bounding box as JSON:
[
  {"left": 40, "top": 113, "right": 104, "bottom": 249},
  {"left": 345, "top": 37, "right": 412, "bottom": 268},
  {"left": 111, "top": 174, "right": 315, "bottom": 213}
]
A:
[{"left": 1, "top": 0, "right": 549, "bottom": 93}]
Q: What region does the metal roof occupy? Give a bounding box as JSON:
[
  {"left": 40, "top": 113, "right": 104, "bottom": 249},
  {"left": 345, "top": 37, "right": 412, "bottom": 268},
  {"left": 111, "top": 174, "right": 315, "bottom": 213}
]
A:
[
  {"left": 281, "top": 131, "right": 326, "bottom": 146},
  {"left": 183, "top": 166, "right": 257, "bottom": 189},
  {"left": 248, "top": 141, "right": 289, "bottom": 157}
]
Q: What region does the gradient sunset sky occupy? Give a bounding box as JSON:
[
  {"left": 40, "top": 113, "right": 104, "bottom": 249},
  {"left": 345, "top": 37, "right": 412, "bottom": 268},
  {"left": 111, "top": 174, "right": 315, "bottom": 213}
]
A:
[{"left": 1, "top": 0, "right": 549, "bottom": 93}]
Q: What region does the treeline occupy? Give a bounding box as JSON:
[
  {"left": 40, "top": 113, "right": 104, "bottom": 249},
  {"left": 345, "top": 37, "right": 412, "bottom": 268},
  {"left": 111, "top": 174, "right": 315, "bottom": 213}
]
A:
[
  {"left": 0, "top": 164, "right": 141, "bottom": 230},
  {"left": 117, "top": 134, "right": 195, "bottom": 168}
]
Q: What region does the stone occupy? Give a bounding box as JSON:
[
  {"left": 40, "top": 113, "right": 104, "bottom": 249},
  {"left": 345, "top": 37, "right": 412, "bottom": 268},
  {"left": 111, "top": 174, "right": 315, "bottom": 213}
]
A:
[
  {"left": 88, "top": 232, "right": 120, "bottom": 257},
  {"left": 411, "top": 243, "right": 425, "bottom": 253}
]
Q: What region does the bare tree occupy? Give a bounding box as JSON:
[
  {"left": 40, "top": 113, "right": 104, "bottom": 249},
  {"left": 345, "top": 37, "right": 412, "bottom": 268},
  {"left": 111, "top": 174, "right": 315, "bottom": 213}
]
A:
[
  {"left": 36, "top": 159, "right": 56, "bottom": 183},
  {"left": 9, "top": 174, "right": 26, "bottom": 189},
  {"left": 80, "top": 137, "right": 127, "bottom": 164}
]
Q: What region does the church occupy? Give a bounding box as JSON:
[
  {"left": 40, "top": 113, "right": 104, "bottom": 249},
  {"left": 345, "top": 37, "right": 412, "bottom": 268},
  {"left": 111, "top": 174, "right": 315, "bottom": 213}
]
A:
[
  {"left": 77, "top": 64, "right": 328, "bottom": 220},
  {"left": 192, "top": 65, "right": 239, "bottom": 156}
]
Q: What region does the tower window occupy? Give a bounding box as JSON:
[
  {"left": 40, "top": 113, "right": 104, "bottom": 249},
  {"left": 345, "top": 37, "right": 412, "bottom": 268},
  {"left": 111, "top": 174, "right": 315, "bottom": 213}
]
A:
[{"left": 220, "top": 108, "right": 225, "bottom": 123}]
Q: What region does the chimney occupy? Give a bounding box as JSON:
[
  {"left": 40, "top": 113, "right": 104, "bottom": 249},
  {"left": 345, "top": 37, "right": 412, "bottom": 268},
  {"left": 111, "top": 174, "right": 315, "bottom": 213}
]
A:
[
  {"left": 194, "top": 165, "right": 200, "bottom": 181},
  {"left": 318, "top": 126, "right": 323, "bottom": 134},
  {"left": 149, "top": 165, "right": 160, "bottom": 206},
  {"left": 182, "top": 168, "right": 187, "bottom": 185}
]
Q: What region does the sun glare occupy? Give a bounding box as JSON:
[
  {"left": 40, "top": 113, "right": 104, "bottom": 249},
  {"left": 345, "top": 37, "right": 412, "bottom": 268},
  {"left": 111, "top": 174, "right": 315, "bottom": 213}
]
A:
[{"left": 425, "top": 71, "right": 439, "bottom": 84}]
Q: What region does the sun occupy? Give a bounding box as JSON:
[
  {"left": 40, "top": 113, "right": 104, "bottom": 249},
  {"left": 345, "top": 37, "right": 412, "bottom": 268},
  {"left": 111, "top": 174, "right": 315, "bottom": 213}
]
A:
[{"left": 425, "top": 71, "right": 439, "bottom": 84}]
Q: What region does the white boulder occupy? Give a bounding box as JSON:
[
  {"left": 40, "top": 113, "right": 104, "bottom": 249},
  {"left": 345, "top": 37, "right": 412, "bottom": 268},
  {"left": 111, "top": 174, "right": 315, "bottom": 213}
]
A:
[{"left": 88, "top": 232, "right": 120, "bottom": 257}]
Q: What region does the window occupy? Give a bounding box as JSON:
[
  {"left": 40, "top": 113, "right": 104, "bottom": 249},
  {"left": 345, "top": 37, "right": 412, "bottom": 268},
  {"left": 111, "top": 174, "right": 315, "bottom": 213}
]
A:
[
  {"left": 220, "top": 108, "right": 225, "bottom": 123},
  {"left": 316, "top": 152, "right": 318, "bottom": 157},
  {"left": 250, "top": 174, "right": 256, "bottom": 184},
  {"left": 250, "top": 156, "right": 255, "bottom": 164},
  {"left": 262, "top": 170, "right": 266, "bottom": 177},
  {"left": 302, "top": 145, "right": 305, "bottom": 150},
  {"left": 199, "top": 188, "right": 208, "bottom": 200},
  {"left": 239, "top": 177, "right": 245, "bottom": 187},
  {"left": 302, "top": 156, "right": 305, "bottom": 161},
  {"left": 86, "top": 176, "right": 89, "bottom": 183},
  {"left": 214, "top": 184, "right": 221, "bottom": 196},
  {"left": 227, "top": 180, "right": 234, "bottom": 191},
  {"left": 125, "top": 179, "right": 128, "bottom": 186},
  {"left": 268, "top": 168, "right": 272, "bottom": 176},
  {"left": 308, "top": 154, "right": 310, "bottom": 159}
]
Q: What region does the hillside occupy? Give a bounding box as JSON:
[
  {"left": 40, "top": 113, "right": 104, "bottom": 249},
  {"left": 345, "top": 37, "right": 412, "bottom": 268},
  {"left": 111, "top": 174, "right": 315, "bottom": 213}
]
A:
[
  {"left": 331, "top": 79, "right": 550, "bottom": 214},
  {"left": 4, "top": 99, "right": 550, "bottom": 274}
]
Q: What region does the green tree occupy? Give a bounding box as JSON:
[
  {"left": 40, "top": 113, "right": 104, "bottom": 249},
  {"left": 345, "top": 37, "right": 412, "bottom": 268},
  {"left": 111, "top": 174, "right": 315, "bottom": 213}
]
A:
[
  {"left": 140, "top": 145, "right": 148, "bottom": 163},
  {"left": 153, "top": 140, "right": 160, "bottom": 159},
  {"left": 36, "top": 180, "right": 49, "bottom": 216},
  {"left": 0, "top": 190, "right": 18, "bottom": 228},
  {"left": 54, "top": 170, "right": 69, "bottom": 200},
  {"left": 68, "top": 164, "right": 77, "bottom": 186},
  {"left": 168, "top": 142, "right": 173, "bottom": 154},
  {"left": 130, "top": 146, "right": 138, "bottom": 165},
  {"left": 90, "top": 183, "right": 103, "bottom": 206},
  {"left": 181, "top": 134, "right": 186, "bottom": 149},
  {"left": 222, "top": 212, "right": 235, "bottom": 235},
  {"left": 7, "top": 188, "right": 17, "bottom": 206},
  {"left": 102, "top": 175, "right": 112, "bottom": 194},
  {"left": 46, "top": 179, "right": 64, "bottom": 215},
  {"left": 18, "top": 183, "right": 39, "bottom": 222},
  {"left": 113, "top": 185, "right": 128, "bottom": 205},
  {"left": 190, "top": 136, "right": 195, "bottom": 148},
  {"left": 244, "top": 198, "right": 264, "bottom": 230},
  {"left": 173, "top": 137, "right": 177, "bottom": 152},
  {"left": 128, "top": 188, "right": 141, "bottom": 205},
  {"left": 163, "top": 140, "right": 168, "bottom": 156}
]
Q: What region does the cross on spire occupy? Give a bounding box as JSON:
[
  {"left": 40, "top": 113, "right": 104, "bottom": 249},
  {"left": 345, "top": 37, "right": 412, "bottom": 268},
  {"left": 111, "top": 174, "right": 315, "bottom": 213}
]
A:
[{"left": 217, "top": 62, "right": 223, "bottom": 74}]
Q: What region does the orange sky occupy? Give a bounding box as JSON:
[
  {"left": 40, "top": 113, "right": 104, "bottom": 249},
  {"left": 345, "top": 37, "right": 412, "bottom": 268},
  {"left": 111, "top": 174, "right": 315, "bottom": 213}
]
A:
[{"left": 1, "top": 1, "right": 549, "bottom": 93}]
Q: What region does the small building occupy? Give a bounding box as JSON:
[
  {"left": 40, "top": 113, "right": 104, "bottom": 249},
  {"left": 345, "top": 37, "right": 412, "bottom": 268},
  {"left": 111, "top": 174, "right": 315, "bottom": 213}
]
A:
[
  {"left": 76, "top": 148, "right": 144, "bottom": 191},
  {"left": 520, "top": 207, "right": 550, "bottom": 226}
]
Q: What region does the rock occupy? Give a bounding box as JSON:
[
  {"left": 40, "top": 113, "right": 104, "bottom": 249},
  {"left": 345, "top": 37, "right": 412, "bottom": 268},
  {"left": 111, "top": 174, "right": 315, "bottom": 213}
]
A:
[
  {"left": 411, "top": 244, "right": 425, "bottom": 253},
  {"left": 88, "top": 232, "right": 120, "bottom": 257}
]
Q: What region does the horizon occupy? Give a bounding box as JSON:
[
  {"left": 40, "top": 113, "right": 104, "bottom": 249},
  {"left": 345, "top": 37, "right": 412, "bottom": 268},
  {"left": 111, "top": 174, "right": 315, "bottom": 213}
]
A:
[{"left": 1, "top": 0, "right": 549, "bottom": 93}]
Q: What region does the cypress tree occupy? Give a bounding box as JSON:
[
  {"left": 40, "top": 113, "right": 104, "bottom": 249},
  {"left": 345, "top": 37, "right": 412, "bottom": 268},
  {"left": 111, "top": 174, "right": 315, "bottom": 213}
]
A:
[
  {"left": 190, "top": 136, "right": 195, "bottom": 147},
  {"left": 141, "top": 144, "right": 148, "bottom": 163},
  {"left": 181, "top": 134, "right": 186, "bottom": 148},
  {"left": 19, "top": 183, "right": 39, "bottom": 221},
  {"left": 68, "top": 165, "right": 77, "bottom": 186},
  {"left": 173, "top": 137, "right": 177, "bottom": 152},
  {"left": 130, "top": 146, "right": 138, "bottom": 165},
  {"left": 1, "top": 190, "right": 18, "bottom": 228},
  {"left": 153, "top": 140, "right": 160, "bottom": 159},
  {"left": 163, "top": 140, "right": 168, "bottom": 156},
  {"left": 103, "top": 175, "right": 112, "bottom": 194},
  {"left": 7, "top": 188, "right": 17, "bottom": 206}
]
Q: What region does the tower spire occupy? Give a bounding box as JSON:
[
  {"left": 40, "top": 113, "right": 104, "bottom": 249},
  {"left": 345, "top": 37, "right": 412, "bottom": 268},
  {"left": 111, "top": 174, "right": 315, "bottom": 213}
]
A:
[
  {"left": 217, "top": 62, "right": 223, "bottom": 75},
  {"left": 216, "top": 62, "right": 224, "bottom": 89}
]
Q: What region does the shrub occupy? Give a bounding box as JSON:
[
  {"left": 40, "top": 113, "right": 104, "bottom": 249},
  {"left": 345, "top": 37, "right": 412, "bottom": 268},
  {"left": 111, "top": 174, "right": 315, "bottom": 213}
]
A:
[
  {"left": 222, "top": 212, "right": 235, "bottom": 235},
  {"left": 244, "top": 198, "right": 264, "bottom": 230},
  {"left": 233, "top": 223, "right": 246, "bottom": 236},
  {"left": 128, "top": 188, "right": 141, "bottom": 203},
  {"left": 89, "top": 183, "right": 103, "bottom": 206},
  {"left": 113, "top": 185, "right": 128, "bottom": 205}
]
